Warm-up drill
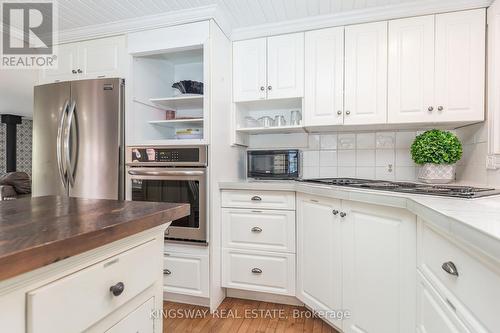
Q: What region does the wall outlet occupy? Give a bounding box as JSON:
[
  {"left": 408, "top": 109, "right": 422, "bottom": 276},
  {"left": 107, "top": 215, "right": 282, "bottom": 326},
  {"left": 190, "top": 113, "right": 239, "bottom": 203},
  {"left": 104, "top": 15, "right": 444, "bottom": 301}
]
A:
[{"left": 486, "top": 155, "right": 500, "bottom": 170}]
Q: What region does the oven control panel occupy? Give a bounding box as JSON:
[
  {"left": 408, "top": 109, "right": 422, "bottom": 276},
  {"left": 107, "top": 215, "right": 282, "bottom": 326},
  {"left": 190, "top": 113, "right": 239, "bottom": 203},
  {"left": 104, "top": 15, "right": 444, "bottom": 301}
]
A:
[{"left": 131, "top": 148, "right": 200, "bottom": 163}]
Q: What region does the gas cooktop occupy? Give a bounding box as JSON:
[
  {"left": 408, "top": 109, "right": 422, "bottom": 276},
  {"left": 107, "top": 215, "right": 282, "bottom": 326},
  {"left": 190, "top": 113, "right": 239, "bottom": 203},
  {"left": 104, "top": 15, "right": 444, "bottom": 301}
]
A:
[{"left": 302, "top": 178, "right": 500, "bottom": 198}]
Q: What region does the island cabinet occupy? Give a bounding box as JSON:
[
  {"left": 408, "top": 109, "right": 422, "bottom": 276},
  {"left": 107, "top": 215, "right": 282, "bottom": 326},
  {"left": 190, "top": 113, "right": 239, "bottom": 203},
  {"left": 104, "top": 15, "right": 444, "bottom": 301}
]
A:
[
  {"left": 296, "top": 193, "right": 416, "bottom": 332},
  {"left": 0, "top": 226, "right": 167, "bottom": 333}
]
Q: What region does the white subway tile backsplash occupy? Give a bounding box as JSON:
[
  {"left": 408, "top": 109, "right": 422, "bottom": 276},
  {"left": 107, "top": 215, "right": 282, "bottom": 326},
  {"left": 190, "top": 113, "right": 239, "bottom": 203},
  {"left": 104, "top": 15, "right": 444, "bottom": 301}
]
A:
[
  {"left": 320, "top": 134, "right": 337, "bottom": 150},
  {"left": 320, "top": 150, "right": 338, "bottom": 166},
  {"left": 338, "top": 167, "right": 356, "bottom": 178},
  {"left": 303, "top": 166, "right": 320, "bottom": 179},
  {"left": 356, "top": 133, "right": 376, "bottom": 149},
  {"left": 395, "top": 149, "right": 415, "bottom": 167},
  {"left": 376, "top": 166, "right": 395, "bottom": 180},
  {"left": 308, "top": 134, "right": 321, "bottom": 150},
  {"left": 356, "top": 149, "right": 375, "bottom": 167},
  {"left": 338, "top": 133, "right": 356, "bottom": 150},
  {"left": 395, "top": 131, "right": 416, "bottom": 149},
  {"left": 320, "top": 166, "right": 338, "bottom": 178},
  {"left": 376, "top": 149, "right": 395, "bottom": 167},
  {"left": 303, "top": 151, "right": 320, "bottom": 167},
  {"left": 395, "top": 167, "right": 417, "bottom": 181},
  {"left": 338, "top": 150, "right": 356, "bottom": 167},
  {"left": 376, "top": 132, "right": 395, "bottom": 149},
  {"left": 356, "top": 167, "right": 375, "bottom": 179}
]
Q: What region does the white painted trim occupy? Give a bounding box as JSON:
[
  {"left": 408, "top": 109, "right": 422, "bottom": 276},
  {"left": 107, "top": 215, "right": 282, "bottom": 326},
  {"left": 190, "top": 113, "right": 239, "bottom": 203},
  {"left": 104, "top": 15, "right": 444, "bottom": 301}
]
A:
[
  {"left": 231, "top": 0, "right": 491, "bottom": 40},
  {"left": 226, "top": 288, "right": 304, "bottom": 306},
  {"left": 163, "top": 292, "right": 210, "bottom": 308},
  {"left": 58, "top": 5, "right": 223, "bottom": 44}
]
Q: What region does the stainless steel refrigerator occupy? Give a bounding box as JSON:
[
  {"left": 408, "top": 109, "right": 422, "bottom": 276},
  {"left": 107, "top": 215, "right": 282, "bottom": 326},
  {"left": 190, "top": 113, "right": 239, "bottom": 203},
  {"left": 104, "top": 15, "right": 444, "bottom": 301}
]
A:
[{"left": 32, "top": 78, "right": 125, "bottom": 200}]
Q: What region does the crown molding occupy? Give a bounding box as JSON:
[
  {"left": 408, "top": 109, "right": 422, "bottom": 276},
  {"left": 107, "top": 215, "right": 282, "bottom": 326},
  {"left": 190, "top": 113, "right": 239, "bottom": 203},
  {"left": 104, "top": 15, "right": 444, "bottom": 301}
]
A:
[
  {"left": 231, "top": 0, "right": 492, "bottom": 41},
  {"left": 58, "top": 5, "right": 229, "bottom": 44}
]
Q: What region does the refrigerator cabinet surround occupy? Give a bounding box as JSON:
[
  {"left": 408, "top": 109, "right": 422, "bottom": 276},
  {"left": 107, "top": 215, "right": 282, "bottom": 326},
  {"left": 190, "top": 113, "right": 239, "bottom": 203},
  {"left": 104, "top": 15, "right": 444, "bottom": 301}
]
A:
[{"left": 33, "top": 78, "right": 125, "bottom": 200}]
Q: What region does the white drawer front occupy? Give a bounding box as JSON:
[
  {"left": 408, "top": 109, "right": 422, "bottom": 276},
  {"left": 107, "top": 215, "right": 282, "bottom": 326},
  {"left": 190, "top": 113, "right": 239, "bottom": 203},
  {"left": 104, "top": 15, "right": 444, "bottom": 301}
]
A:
[
  {"left": 105, "top": 297, "right": 155, "bottom": 333},
  {"left": 27, "top": 239, "right": 159, "bottom": 333},
  {"left": 163, "top": 253, "right": 209, "bottom": 298},
  {"left": 221, "top": 190, "right": 295, "bottom": 210},
  {"left": 222, "top": 208, "right": 296, "bottom": 253},
  {"left": 419, "top": 221, "right": 500, "bottom": 332},
  {"left": 222, "top": 249, "right": 295, "bottom": 296}
]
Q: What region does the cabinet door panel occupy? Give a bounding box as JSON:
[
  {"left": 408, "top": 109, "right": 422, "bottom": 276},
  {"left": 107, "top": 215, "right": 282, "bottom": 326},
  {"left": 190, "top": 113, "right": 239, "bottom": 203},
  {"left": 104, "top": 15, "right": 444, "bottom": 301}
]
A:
[
  {"left": 297, "top": 194, "right": 342, "bottom": 330},
  {"left": 344, "top": 21, "right": 387, "bottom": 125},
  {"left": 267, "top": 33, "right": 304, "bottom": 99},
  {"left": 435, "top": 9, "right": 485, "bottom": 122},
  {"left": 388, "top": 15, "right": 435, "bottom": 123},
  {"left": 342, "top": 201, "right": 416, "bottom": 333},
  {"left": 79, "top": 36, "right": 126, "bottom": 79},
  {"left": 233, "top": 38, "right": 267, "bottom": 102},
  {"left": 305, "top": 27, "right": 344, "bottom": 126},
  {"left": 40, "top": 43, "right": 78, "bottom": 83}
]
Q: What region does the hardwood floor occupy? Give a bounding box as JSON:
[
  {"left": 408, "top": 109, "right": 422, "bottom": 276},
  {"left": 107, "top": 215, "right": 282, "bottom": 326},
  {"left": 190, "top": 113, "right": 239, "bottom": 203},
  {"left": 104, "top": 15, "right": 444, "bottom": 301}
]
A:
[{"left": 163, "top": 298, "right": 339, "bottom": 333}]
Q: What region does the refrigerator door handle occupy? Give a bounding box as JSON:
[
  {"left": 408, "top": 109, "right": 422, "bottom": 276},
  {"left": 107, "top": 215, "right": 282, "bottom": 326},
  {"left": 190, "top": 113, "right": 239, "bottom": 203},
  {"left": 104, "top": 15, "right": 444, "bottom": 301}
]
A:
[
  {"left": 56, "top": 100, "right": 69, "bottom": 189},
  {"left": 65, "top": 100, "right": 77, "bottom": 187}
]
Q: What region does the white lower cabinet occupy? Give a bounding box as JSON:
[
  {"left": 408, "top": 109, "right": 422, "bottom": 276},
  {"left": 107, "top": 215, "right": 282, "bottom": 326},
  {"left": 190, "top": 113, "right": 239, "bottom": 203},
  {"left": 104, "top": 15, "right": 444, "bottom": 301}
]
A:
[
  {"left": 296, "top": 194, "right": 342, "bottom": 329},
  {"left": 296, "top": 193, "right": 416, "bottom": 333},
  {"left": 163, "top": 245, "right": 209, "bottom": 298},
  {"left": 105, "top": 297, "right": 155, "bottom": 333}
]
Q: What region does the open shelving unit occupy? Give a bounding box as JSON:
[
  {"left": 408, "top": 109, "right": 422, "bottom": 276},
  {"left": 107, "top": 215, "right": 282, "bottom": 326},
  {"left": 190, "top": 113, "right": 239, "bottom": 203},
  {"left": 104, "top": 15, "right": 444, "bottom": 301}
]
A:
[{"left": 129, "top": 45, "right": 207, "bottom": 144}]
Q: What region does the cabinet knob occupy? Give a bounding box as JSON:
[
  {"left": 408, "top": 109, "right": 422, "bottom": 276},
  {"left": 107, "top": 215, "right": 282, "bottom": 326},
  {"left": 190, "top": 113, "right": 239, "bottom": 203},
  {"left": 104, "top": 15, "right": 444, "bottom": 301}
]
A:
[
  {"left": 441, "top": 261, "right": 459, "bottom": 277},
  {"left": 77, "top": 69, "right": 83, "bottom": 74},
  {"left": 251, "top": 268, "right": 262, "bottom": 274},
  {"left": 332, "top": 210, "right": 339, "bottom": 215},
  {"left": 109, "top": 282, "right": 125, "bottom": 296},
  {"left": 164, "top": 269, "right": 171, "bottom": 275},
  {"left": 339, "top": 212, "right": 347, "bottom": 218},
  {"left": 337, "top": 110, "right": 342, "bottom": 115},
  {"left": 260, "top": 86, "right": 265, "bottom": 91},
  {"left": 428, "top": 106, "right": 434, "bottom": 112},
  {"left": 72, "top": 70, "right": 77, "bottom": 74},
  {"left": 345, "top": 111, "right": 351, "bottom": 115},
  {"left": 251, "top": 196, "right": 262, "bottom": 201},
  {"left": 251, "top": 227, "right": 263, "bottom": 233},
  {"left": 437, "top": 106, "right": 444, "bottom": 111},
  {"left": 267, "top": 86, "right": 272, "bottom": 91}
]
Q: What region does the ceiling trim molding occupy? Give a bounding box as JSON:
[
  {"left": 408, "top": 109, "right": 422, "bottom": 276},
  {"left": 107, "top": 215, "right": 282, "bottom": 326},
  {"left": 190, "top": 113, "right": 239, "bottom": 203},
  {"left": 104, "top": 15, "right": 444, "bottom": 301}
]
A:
[
  {"left": 58, "top": 5, "right": 226, "bottom": 44},
  {"left": 231, "top": 0, "right": 492, "bottom": 41}
]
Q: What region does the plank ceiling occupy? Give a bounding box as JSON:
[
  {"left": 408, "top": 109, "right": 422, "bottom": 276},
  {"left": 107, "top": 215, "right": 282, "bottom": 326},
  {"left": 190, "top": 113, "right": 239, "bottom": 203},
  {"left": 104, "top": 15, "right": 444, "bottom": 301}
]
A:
[{"left": 55, "top": 0, "right": 437, "bottom": 31}]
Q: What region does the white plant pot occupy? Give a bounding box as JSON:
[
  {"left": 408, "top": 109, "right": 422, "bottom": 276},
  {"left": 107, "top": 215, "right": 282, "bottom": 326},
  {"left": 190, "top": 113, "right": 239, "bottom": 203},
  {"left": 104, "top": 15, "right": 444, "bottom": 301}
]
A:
[{"left": 418, "top": 163, "right": 456, "bottom": 184}]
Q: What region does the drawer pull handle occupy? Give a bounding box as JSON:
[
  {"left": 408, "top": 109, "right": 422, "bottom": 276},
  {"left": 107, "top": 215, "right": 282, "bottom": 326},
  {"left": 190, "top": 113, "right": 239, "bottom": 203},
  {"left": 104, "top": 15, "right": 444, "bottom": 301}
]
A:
[
  {"left": 251, "top": 196, "right": 262, "bottom": 201},
  {"left": 332, "top": 210, "right": 339, "bottom": 215},
  {"left": 339, "top": 212, "right": 347, "bottom": 218},
  {"left": 442, "top": 261, "right": 459, "bottom": 277},
  {"left": 251, "top": 268, "right": 262, "bottom": 274},
  {"left": 109, "top": 282, "right": 125, "bottom": 296},
  {"left": 251, "top": 227, "right": 263, "bottom": 233},
  {"left": 164, "top": 269, "right": 171, "bottom": 275}
]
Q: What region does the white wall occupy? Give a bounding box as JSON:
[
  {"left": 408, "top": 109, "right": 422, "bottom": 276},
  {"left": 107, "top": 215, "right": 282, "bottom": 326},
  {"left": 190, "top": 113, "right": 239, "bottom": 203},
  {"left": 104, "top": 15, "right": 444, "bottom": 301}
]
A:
[{"left": 0, "top": 69, "right": 37, "bottom": 118}]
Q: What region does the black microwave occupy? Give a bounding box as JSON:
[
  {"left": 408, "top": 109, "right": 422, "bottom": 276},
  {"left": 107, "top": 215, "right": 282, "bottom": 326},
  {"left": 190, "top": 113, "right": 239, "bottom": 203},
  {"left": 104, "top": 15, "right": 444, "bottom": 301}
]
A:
[{"left": 247, "top": 150, "right": 301, "bottom": 180}]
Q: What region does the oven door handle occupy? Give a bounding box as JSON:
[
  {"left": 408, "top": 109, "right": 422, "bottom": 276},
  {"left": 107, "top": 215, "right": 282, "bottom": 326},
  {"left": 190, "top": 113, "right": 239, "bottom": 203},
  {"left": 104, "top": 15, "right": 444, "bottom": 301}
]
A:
[{"left": 128, "top": 169, "right": 206, "bottom": 176}]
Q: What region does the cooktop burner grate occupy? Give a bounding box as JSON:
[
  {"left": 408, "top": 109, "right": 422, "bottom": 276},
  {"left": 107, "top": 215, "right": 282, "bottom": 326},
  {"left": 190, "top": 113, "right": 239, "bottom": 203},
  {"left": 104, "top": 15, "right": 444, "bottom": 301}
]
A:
[{"left": 302, "top": 178, "right": 500, "bottom": 198}]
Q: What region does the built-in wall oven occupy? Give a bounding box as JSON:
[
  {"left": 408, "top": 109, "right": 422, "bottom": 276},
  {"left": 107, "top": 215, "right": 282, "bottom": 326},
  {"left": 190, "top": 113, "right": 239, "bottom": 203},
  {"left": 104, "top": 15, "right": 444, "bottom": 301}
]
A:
[{"left": 126, "top": 146, "right": 207, "bottom": 243}]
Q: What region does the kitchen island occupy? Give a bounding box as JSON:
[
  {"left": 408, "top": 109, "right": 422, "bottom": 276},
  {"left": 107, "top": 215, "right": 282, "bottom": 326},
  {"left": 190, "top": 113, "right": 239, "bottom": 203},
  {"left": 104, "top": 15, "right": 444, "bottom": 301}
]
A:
[{"left": 0, "top": 196, "right": 190, "bottom": 333}]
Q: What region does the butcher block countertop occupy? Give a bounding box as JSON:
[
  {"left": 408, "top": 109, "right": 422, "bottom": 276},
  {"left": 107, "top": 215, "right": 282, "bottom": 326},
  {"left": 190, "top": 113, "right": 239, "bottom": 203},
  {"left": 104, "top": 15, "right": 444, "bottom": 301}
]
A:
[{"left": 0, "top": 196, "right": 189, "bottom": 281}]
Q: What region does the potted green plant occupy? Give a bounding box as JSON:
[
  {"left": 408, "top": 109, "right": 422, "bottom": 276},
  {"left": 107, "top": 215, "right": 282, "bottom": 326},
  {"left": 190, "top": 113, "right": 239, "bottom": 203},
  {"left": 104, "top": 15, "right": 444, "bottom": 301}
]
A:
[{"left": 411, "top": 129, "right": 463, "bottom": 184}]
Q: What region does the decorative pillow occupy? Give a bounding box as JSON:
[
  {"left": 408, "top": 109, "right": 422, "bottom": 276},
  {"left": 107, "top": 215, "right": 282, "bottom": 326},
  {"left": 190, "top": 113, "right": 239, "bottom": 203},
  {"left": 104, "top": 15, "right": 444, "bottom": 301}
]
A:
[{"left": 0, "top": 172, "right": 31, "bottom": 194}]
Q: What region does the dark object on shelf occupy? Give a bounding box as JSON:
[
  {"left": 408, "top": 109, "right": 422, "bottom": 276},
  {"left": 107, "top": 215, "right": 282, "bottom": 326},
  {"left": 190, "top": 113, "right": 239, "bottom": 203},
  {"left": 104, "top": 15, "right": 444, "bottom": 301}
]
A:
[{"left": 172, "top": 80, "right": 204, "bottom": 95}]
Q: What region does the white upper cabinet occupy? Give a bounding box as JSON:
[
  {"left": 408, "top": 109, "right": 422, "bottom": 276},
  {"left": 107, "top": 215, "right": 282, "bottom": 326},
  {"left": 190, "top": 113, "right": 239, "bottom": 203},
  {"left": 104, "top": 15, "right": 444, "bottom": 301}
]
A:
[
  {"left": 388, "top": 9, "right": 485, "bottom": 124},
  {"left": 267, "top": 33, "right": 304, "bottom": 100},
  {"left": 39, "top": 35, "right": 127, "bottom": 84},
  {"left": 79, "top": 36, "right": 127, "bottom": 79},
  {"left": 232, "top": 33, "right": 304, "bottom": 102},
  {"left": 434, "top": 9, "right": 486, "bottom": 122},
  {"left": 297, "top": 194, "right": 343, "bottom": 330},
  {"left": 304, "top": 27, "right": 344, "bottom": 126},
  {"left": 233, "top": 38, "right": 267, "bottom": 102},
  {"left": 342, "top": 200, "right": 416, "bottom": 333},
  {"left": 388, "top": 15, "right": 435, "bottom": 123},
  {"left": 344, "top": 21, "right": 388, "bottom": 125}
]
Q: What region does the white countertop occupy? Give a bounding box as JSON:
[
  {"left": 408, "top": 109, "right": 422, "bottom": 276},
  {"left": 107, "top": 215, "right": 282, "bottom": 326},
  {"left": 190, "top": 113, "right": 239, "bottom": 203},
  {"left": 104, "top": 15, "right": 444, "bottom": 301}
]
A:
[{"left": 219, "top": 180, "right": 500, "bottom": 262}]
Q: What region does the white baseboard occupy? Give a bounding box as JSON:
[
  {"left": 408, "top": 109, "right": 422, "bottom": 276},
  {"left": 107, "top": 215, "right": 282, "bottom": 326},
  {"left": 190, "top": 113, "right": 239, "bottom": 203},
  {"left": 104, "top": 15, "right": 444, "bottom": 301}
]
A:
[
  {"left": 163, "top": 292, "right": 210, "bottom": 308},
  {"left": 226, "top": 288, "right": 304, "bottom": 306}
]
